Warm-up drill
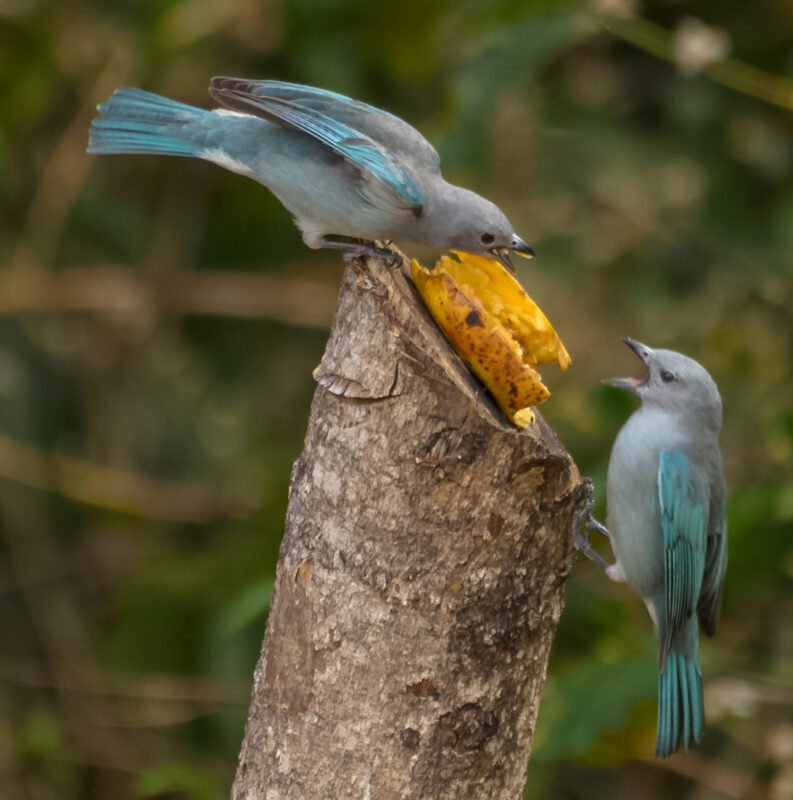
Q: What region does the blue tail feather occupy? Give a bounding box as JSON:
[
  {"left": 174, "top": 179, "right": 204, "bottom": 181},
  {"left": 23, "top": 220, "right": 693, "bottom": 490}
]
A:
[
  {"left": 88, "top": 88, "right": 208, "bottom": 157},
  {"left": 656, "top": 648, "right": 704, "bottom": 757}
]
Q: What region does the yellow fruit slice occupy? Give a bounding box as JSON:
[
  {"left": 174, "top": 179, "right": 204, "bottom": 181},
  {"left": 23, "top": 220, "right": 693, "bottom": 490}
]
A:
[{"left": 410, "top": 251, "right": 570, "bottom": 428}]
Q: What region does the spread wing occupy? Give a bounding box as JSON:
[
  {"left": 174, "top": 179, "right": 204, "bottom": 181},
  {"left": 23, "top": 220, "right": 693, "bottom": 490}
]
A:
[
  {"left": 209, "top": 77, "right": 424, "bottom": 217},
  {"left": 657, "top": 451, "right": 709, "bottom": 669}
]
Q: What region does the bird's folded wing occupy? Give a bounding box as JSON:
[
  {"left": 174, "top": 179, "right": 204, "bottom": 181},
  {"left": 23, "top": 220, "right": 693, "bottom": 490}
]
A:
[
  {"left": 210, "top": 77, "right": 441, "bottom": 175},
  {"left": 657, "top": 451, "right": 708, "bottom": 668},
  {"left": 209, "top": 80, "right": 424, "bottom": 217},
  {"left": 699, "top": 504, "right": 727, "bottom": 637}
]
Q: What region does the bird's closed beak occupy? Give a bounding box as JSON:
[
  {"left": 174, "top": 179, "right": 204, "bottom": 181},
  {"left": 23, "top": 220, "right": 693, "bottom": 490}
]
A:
[
  {"left": 490, "top": 235, "right": 535, "bottom": 273},
  {"left": 601, "top": 338, "right": 653, "bottom": 392}
]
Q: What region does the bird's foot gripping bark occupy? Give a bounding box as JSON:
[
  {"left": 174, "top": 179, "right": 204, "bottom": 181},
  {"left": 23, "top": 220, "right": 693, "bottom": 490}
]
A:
[
  {"left": 573, "top": 478, "right": 613, "bottom": 571},
  {"left": 320, "top": 237, "right": 403, "bottom": 268}
]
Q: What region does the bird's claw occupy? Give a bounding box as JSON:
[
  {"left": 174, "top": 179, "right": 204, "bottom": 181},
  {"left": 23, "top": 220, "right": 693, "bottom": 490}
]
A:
[
  {"left": 575, "top": 516, "right": 613, "bottom": 571},
  {"left": 323, "top": 237, "right": 402, "bottom": 267},
  {"left": 572, "top": 478, "right": 613, "bottom": 572},
  {"left": 586, "top": 514, "right": 611, "bottom": 541},
  {"left": 378, "top": 241, "right": 404, "bottom": 269},
  {"left": 340, "top": 244, "right": 396, "bottom": 262}
]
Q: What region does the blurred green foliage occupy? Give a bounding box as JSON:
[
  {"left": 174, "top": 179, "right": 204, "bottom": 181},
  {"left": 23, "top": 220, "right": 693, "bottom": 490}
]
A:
[{"left": 1, "top": 0, "right": 792, "bottom": 798}]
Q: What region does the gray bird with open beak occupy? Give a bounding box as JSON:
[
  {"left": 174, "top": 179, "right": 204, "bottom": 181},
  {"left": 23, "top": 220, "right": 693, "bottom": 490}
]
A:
[{"left": 591, "top": 339, "right": 728, "bottom": 758}]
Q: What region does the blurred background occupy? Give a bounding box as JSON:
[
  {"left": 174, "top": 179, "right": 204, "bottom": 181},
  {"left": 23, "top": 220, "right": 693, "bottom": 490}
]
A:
[{"left": 1, "top": 0, "right": 792, "bottom": 797}]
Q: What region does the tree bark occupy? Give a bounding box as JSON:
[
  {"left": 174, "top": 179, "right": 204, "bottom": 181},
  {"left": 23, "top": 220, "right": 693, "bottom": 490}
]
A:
[{"left": 232, "top": 254, "right": 586, "bottom": 800}]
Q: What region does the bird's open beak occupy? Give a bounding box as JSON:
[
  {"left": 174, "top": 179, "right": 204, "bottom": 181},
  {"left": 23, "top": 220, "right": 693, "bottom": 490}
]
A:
[
  {"left": 489, "top": 235, "right": 535, "bottom": 273},
  {"left": 601, "top": 338, "right": 653, "bottom": 392}
]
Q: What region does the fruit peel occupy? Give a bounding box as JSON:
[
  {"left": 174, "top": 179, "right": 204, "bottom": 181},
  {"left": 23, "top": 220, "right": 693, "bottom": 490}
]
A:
[{"left": 410, "top": 251, "right": 570, "bottom": 428}]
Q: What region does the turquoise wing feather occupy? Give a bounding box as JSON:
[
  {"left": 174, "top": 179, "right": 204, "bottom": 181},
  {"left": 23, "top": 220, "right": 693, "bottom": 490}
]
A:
[
  {"left": 209, "top": 82, "right": 424, "bottom": 215},
  {"left": 210, "top": 77, "right": 442, "bottom": 173},
  {"left": 655, "top": 451, "right": 710, "bottom": 756},
  {"left": 657, "top": 451, "right": 708, "bottom": 668}
]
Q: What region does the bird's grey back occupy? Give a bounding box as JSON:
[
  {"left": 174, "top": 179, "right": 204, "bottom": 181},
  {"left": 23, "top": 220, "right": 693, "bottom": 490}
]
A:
[{"left": 210, "top": 78, "right": 442, "bottom": 175}]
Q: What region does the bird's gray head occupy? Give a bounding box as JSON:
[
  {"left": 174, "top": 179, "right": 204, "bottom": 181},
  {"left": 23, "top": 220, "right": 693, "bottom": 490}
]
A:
[
  {"left": 603, "top": 339, "right": 722, "bottom": 430},
  {"left": 440, "top": 187, "right": 534, "bottom": 270}
]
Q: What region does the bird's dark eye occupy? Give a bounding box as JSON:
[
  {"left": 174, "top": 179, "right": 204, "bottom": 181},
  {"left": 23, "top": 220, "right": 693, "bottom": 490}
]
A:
[
  {"left": 481, "top": 233, "right": 495, "bottom": 245},
  {"left": 660, "top": 370, "right": 675, "bottom": 383}
]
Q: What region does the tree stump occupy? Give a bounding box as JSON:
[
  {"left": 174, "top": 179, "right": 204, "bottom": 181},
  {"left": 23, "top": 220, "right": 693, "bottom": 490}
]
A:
[{"left": 232, "top": 253, "right": 586, "bottom": 800}]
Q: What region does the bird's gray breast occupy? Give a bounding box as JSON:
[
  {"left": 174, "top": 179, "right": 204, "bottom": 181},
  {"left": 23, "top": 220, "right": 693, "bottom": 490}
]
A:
[{"left": 606, "top": 410, "right": 670, "bottom": 599}]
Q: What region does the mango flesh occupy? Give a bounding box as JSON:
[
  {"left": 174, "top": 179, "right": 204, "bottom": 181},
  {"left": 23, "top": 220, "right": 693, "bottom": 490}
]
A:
[{"left": 410, "top": 251, "right": 570, "bottom": 428}]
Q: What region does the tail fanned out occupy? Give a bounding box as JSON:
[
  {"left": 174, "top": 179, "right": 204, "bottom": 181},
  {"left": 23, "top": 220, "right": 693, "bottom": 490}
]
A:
[
  {"left": 656, "top": 649, "right": 704, "bottom": 758},
  {"left": 88, "top": 88, "right": 207, "bottom": 156}
]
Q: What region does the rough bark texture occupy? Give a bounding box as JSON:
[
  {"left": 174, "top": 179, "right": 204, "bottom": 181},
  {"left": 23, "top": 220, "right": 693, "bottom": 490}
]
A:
[{"left": 232, "top": 254, "right": 586, "bottom": 800}]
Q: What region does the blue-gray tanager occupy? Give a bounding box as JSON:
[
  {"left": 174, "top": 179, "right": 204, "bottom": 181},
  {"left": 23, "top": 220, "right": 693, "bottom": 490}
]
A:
[
  {"left": 87, "top": 78, "right": 535, "bottom": 268},
  {"left": 594, "top": 339, "right": 728, "bottom": 758}
]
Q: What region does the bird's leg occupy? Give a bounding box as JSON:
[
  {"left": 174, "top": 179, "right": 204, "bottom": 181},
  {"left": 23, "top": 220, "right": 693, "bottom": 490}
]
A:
[
  {"left": 573, "top": 478, "right": 614, "bottom": 572},
  {"left": 575, "top": 519, "right": 612, "bottom": 571},
  {"left": 587, "top": 514, "right": 611, "bottom": 541},
  {"left": 319, "top": 237, "right": 403, "bottom": 267}
]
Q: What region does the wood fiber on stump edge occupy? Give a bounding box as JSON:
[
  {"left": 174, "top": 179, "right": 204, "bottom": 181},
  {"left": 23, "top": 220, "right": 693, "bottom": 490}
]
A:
[{"left": 233, "top": 254, "right": 586, "bottom": 800}]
